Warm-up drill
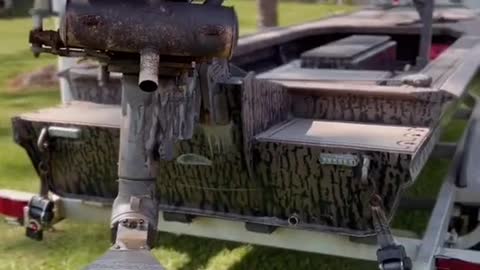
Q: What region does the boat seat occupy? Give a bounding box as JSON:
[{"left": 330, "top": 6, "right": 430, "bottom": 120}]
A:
[
  {"left": 255, "top": 117, "right": 430, "bottom": 155},
  {"left": 257, "top": 60, "right": 393, "bottom": 83},
  {"left": 300, "top": 35, "right": 396, "bottom": 70}
]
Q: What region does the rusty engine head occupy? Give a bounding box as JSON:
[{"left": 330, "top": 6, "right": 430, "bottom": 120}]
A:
[{"left": 31, "top": 0, "right": 238, "bottom": 91}]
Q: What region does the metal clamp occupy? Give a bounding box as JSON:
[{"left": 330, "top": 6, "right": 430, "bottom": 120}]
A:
[{"left": 113, "top": 218, "right": 150, "bottom": 250}]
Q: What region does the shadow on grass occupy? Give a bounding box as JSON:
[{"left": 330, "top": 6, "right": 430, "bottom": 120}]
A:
[
  {"left": 228, "top": 245, "right": 375, "bottom": 270},
  {"left": 155, "top": 231, "right": 376, "bottom": 270},
  {"left": 0, "top": 221, "right": 111, "bottom": 269},
  {"left": 157, "top": 232, "right": 243, "bottom": 270}
]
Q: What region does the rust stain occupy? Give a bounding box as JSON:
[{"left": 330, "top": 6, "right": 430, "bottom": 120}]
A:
[
  {"left": 200, "top": 25, "right": 225, "bottom": 36},
  {"left": 79, "top": 15, "right": 103, "bottom": 27}
]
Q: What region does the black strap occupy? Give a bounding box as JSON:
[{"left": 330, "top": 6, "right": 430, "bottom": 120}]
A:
[{"left": 371, "top": 195, "right": 412, "bottom": 270}]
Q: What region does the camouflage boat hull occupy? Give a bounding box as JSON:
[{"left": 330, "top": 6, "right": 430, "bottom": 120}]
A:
[{"left": 13, "top": 73, "right": 439, "bottom": 236}]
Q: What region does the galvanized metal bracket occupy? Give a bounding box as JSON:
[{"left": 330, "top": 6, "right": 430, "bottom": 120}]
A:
[{"left": 113, "top": 219, "right": 150, "bottom": 250}]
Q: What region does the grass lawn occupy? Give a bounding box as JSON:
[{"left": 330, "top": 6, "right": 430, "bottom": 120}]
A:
[
  {"left": 0, "top": 17, "right": 59, "bottom": 192},
  {"left": 0, "top": 1, "right": 477, "bottom": 269}
]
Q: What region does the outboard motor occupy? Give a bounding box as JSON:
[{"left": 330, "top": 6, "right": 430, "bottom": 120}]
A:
[{"left": 29, "top": 0, "right": 238, "bottom": 268}]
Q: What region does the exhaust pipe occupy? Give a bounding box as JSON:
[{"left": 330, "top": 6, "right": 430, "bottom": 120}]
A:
[
  {"left": 288, "top": 213, "right": 300, "bottom": 226},
  {"left": 139, "top": 49, "right": 160, "bottom": 92}
]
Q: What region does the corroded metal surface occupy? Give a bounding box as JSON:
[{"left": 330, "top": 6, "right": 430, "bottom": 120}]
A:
[{"left": 60, "top": 0, "right": 238, "bottom": 59}]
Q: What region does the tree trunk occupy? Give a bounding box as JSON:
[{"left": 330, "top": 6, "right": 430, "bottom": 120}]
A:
[{"left": 256, "top": 0, "right": 278, "bottom": 30}]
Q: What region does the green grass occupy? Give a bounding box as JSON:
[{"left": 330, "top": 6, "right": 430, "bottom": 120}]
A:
[
  {"left": 0, "top": 17, "right": 59, "bottom": 192},
  {"left": 0, "top": 1, "right": 476, "bottom": 269},
  {"left": 226, "top": 0, "right": 356, "bottom": 34}
]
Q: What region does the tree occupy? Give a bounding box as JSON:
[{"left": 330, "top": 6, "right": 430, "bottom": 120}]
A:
[{"left": 256, "top": 0, "right": 278, "bottom": 30}]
